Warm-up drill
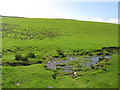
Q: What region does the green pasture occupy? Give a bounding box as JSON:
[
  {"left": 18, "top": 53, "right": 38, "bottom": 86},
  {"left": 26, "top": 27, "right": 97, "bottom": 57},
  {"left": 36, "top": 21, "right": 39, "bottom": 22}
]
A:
[{"left": 1, "top": 17, "right": 119, "bottom": 88}]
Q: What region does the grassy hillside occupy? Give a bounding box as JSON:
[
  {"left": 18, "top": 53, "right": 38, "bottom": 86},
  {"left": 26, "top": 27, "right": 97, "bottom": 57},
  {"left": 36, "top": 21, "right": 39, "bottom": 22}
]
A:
[
  {"left": 1, "top": 17, "right": 119, "bottom": 88},
  {"left": 2, "top": 17, "right": 118, "bottom": 50}
]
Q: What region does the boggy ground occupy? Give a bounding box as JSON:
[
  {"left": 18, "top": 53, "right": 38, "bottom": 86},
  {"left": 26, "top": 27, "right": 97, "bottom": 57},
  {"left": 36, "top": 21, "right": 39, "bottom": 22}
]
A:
[{"left": 2, "top": 47, "right": 120, "bottom": 88}]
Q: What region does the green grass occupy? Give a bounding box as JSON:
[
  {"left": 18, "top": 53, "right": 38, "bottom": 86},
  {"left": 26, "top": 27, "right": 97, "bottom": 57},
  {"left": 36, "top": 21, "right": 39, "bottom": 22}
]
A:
[
  {"left": 2, "top": 55, "right": 118, "bottom": 88},
  {"left": 2, "top": 17, "right": 118, "bottom": 51},
  {"left": 2, "top": 64, "right": 54, "bottom": 88},
  {"left": 2, "top": 17, "right": 118, "bottom": 88}
]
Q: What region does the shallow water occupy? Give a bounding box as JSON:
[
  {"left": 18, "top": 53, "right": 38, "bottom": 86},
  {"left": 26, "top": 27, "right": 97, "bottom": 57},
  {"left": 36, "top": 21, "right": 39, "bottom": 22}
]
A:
[
  {"left": 46, "top": 55, "right": 111, "bottom": 72},
  {"left": 46, "top": 60, "right": 69, "bottom": 69},
  {"left": 84, "top": 55, "right": 111, "bottom": 67}
]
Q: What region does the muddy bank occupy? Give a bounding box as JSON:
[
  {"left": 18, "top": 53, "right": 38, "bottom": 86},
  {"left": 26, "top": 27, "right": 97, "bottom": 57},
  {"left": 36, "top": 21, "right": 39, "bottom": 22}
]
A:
[
  {"left": 2, "top": 61, "right": 42, "bottom": 66},
  {"left": 2, "top": 47, "right": 120, "bottom": 67}
]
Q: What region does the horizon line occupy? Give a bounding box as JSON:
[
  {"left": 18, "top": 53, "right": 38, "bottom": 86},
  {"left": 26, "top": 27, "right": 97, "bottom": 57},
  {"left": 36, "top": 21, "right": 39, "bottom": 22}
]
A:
[{"left": 1, "top": 15, "right": 118, "bottom": 24}]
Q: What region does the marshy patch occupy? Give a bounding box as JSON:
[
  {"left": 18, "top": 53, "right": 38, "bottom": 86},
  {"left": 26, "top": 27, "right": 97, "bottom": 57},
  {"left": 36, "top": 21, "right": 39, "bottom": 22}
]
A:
[
  {"left": 2, "top": 46, "right": 119, "bottom": 79},
  {"left": 44, "top": 47, "right": 120, "bottom": 78},
  {"left": 45, "top": 55, "right": 112, "bottom": 73}
]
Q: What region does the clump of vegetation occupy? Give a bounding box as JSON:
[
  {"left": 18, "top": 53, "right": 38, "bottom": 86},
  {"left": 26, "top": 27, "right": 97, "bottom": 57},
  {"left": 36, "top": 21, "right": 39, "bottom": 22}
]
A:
[
  {"left": 15, "top": 54, "right": 22, "bottom": 61},
  {"left": 21, "top": 56, "right": 28, "bottom": 62},
  {"left": 15, "top": 54, "right": 28, "bottom": 62},
  {"left": 56, "top": 67, "right": 63, "bottom": 70},
  {"left": 52, "top": 70, "right": 60, "bottom": 79},
  {"left": 98, "top": 57, "right": 105, "bottom": 62},
  {"left": 93, "top": 61, "right": 111, "bottom": 71},
  {"left": 56, "top": 50, "right": 66, "bottom": 58},
  {"left": 62, "top": 57, "right": 68, "bottom": 60},
  {"left": 68, "top": 61, "right": 80, "bottom": 66},
  {"left": 15, "top": 52, "right": 36, "bottom": 63},
  {"left": 27, "top": 52, "right": 36, "bottom": 58},
  {"left": 90, "top": 64, "right": 95, "bottom": 69},
  {"left": 56, "top": 63, "right": 66, "bottom": 66}
]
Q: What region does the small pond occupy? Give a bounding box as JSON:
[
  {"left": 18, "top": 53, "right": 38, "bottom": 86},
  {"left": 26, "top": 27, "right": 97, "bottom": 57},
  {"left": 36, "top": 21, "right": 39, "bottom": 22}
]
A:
[{"left": 46, "top": 55, "right": 112, "bottom": 72}]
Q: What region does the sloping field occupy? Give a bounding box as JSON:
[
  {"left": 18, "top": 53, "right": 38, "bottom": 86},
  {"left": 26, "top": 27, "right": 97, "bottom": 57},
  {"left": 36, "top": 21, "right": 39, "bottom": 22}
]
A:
[
  {"left": 2, "top": 17, "right": 118, "bottom": 50},
  {"left": 1, "top": 17, "right": 119, "bottom": 88}
]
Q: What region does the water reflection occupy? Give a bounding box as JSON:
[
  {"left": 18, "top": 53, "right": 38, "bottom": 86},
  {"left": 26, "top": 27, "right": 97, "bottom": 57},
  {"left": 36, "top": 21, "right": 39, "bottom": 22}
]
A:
[{"left": 46, "top": 55, "right": 112, "bottom": 72}]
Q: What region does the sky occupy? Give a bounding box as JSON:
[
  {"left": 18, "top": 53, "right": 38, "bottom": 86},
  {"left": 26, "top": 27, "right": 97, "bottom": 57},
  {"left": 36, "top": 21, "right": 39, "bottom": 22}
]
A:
[{"left": 0, "top": 0, "right": 119, "bottom": 24}]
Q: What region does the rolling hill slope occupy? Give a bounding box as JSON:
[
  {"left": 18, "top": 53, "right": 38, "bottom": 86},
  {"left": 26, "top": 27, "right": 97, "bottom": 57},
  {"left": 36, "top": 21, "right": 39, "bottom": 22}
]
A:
[
  {"left": 1, "top": 17, "right": 119, "bottom": 88},
  {"left": 2, "top": 17, "right": 118, "bottom": 51}
]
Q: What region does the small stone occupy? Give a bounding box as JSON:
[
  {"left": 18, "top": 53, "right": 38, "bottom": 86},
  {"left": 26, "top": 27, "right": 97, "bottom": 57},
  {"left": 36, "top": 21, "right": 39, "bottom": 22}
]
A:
[
  {"left": 48, "top": 86, "right": 53, "bottom": 88},
  {"left": 15, "top": 83, "right": 21, "bottom": 86},
  {"left": 74, "top": 72, "right": 76, "bottom": 74}
]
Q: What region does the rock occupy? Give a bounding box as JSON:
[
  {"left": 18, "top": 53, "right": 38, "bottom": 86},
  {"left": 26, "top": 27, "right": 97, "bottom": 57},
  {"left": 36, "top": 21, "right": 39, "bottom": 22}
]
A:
[
  {"left": 15, "top": 83, "right": 21, "bottom": 86},
  {"left": 48, "top": 86, "right": 53, "bottom": 88}
]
